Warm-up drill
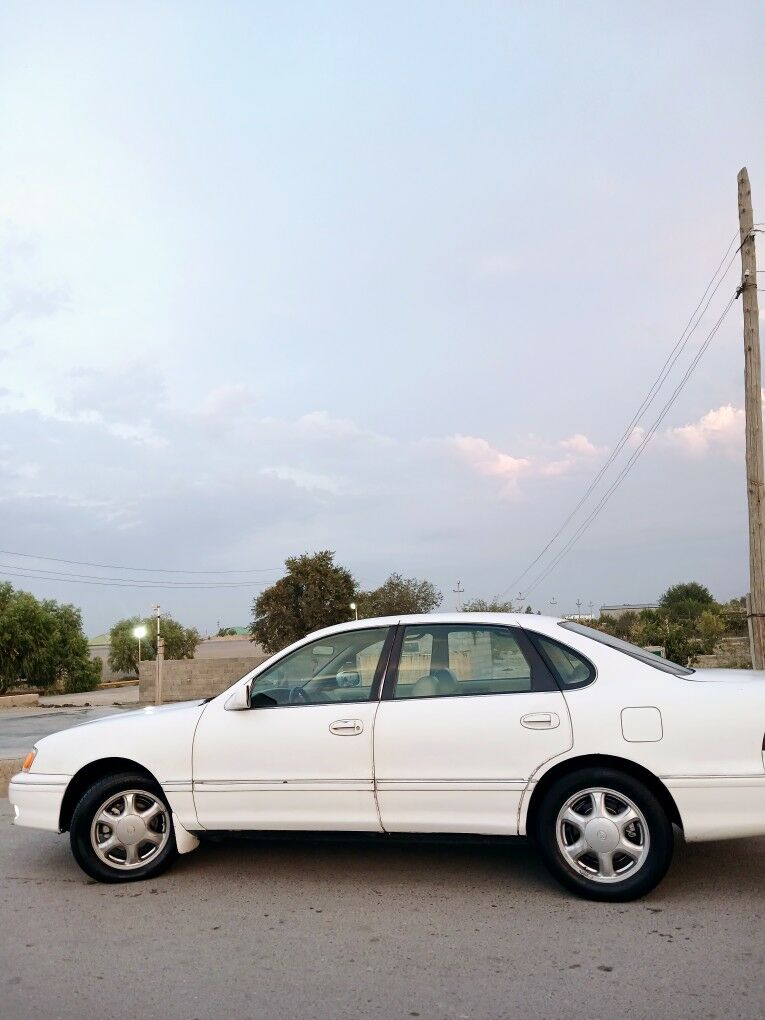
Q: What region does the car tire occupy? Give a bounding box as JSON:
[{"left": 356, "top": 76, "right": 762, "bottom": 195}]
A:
[
  {"left": 535, "top": 767, "right": 674, "bottom": 901},
  {"left": 70, "top": 771, "right": 178, "bottom": 883}
]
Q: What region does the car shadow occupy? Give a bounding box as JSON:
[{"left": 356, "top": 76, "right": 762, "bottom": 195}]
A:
[{"left": 174, "top": 829, "right": 765, "bottom": 903}]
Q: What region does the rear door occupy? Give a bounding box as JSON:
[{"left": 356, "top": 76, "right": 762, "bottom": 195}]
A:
[{"left": 373, "top": 622, "right": 572, "bottom": 834}]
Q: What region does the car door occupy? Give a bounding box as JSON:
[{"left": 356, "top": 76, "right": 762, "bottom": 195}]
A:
[
  {"left": 373, "top": 622, "right": 572, "bottom": 835},
  {"left": 192, "top": 625, "right": 394, "bottom": 831}
]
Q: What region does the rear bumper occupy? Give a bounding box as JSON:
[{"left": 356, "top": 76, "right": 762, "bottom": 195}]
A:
[
  {"left": 665, "top": 775, "right": 765, "bottom": 842},
  {"left": 8, "top": 773, "right": 69, "bottom": 833}
]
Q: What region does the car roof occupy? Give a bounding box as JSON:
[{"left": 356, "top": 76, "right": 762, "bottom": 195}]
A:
[{"left": 309, "top": 612, "right": 564, "bottom": 637}]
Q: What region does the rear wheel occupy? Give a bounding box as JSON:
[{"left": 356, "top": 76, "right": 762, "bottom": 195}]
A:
[
  {"left": 70, "top": 771, "right": 178, "bottom": 883},
  {"left": 535, "top": 768, "right": 674, "bottom": 901}
]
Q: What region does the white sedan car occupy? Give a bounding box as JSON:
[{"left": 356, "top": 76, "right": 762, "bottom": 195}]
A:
[{"left": 10, "top": 613, "right": 765, "bottom": 900}]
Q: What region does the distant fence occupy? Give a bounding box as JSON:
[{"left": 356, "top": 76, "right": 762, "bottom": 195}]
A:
[{"left": 139, "top": 655, "right": 269, "bottom": 704}]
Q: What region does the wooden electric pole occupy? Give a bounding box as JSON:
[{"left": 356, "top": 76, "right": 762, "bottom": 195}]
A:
[{"left": 737, "top": 167, "right": 765, "bottom": 669}]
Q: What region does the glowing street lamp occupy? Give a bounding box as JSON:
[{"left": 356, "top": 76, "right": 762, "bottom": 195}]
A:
[
  {"left": 349, "top": 602, "right": 358, "bottom": 621},
  {"left": 133, "top": 624, "right": 148, "bottom": 664}
]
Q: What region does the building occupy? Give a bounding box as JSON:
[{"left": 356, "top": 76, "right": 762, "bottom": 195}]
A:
[{"left": 600, "top": 603, "right": 660, "bottom": 619}]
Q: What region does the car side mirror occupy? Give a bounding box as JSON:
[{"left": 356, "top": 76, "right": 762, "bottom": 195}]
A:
[
  {"left": 224, "top": 682, "right": 251, "bottom": 711},
  {"left": 337, "top": 670, "right": 361, "bottom": 688}
]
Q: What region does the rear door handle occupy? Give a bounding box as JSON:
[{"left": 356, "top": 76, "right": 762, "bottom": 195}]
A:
[
  {"left": 521, "top": 712, "right": 560, "bottom": 730},
  {"left": 329, "top": 719, "right": 364, "bottom": 736}
]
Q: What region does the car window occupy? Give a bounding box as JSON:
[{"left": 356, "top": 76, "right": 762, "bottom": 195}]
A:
[
  {"left": 393, "top": 624, "right": 533, "bottom": 699},
  {"left": 532, "top": 634, "right": 595, "bottom": 688},
  {"left": 249, "top": 628, "right": 389, "bottom": 707},
  {"left": 558, "top": 621, "right": 694, "bottom": 676}
]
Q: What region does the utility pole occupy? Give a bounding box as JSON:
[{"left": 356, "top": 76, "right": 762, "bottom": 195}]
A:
[
  {"left": 153, "top": 603, "right": 164, "bottom": 706},
  {"left": 453, "top": 580, "right": 465, "bottom": 611},
  {"left": 738, "top": 167, "right": 765, "bottom": 670},
  {"left": 576, "top": 598, "right": 583, "bottom": 619}
]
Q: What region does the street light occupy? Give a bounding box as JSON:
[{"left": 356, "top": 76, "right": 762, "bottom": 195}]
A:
[
  {"left": 133, "top": 624, "right": 148, "bottom": 664},
  {"left": 349, "top": 602, "right": 358, "bottom": 621}
]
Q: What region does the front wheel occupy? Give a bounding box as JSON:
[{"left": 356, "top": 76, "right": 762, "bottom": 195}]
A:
[
  {"left": 70, "top": 771, "right": 178, "bottom": 883},
  {"left": 535, "top": 768, "right": 674, "bottom": 901}
]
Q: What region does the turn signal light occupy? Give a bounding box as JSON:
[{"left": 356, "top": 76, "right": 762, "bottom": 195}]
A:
[{"left": 22, "top": 749, "right": 36, "bottom": 772}]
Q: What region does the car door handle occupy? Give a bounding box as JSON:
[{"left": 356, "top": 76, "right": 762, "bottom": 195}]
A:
[
  {"left": 329, "top": 719, "right": 364, "bottom": 736},
  {"left": 521, "top": 712, "right": 560, "bottom": 730}
]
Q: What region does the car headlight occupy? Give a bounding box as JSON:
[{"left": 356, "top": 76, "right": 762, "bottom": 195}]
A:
[{"left": 22, "top": 748, "right": 37, "bottom": 772}]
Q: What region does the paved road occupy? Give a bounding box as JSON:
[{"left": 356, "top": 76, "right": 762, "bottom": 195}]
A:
[{"left": 1, "top": 800, "right": 763, "bottom": 1020}]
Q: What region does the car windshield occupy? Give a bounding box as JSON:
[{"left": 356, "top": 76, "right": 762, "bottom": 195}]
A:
[{"left": 558, "top": 621, "right": 695, "bottom": 676}]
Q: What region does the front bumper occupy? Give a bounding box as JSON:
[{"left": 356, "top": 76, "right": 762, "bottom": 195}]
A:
[{"left": 8, "top": 772, "right": 69, "bottom": 832}]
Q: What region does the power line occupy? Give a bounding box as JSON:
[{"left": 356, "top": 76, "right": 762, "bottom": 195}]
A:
[
  {"left": 501, "top": 231, "right": 743, "bottom": 598},
  {"left": 521, "top": 294, "right": 737, "bottom": 598},
  {"left": 0, "top": 565, "right": 271, "bottom": 590},
  {"left": 0, "top": 548, "right": 280, "bottom": 575}
]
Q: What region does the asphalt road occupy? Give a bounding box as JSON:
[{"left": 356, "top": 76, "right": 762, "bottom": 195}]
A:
[{"left": 1, "top": 801, "right": 763, "bottom": 1020}]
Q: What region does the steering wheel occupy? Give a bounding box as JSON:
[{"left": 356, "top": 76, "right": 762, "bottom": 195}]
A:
[{"left": 289, "top": 686, "right": 311, "bottom": 704}]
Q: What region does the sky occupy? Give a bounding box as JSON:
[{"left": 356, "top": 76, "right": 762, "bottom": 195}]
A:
[{"left": 1, "top": 2, "right": 765, "bottom": 635}]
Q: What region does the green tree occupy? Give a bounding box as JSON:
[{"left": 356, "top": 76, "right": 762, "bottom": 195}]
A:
[
  {"left": 0, "top": 582, "right": 101, "bottom": 694},
  {"left": 108, "top": 615, "right": 200, "bottom": 675},
  {"left": 358, "top": 573, "right": 442, "bottom": 618},
  {"left": 697, "top": 609, "right": 724, "bottom": 653},
  {"left": 659, "top": 582, "right": 715, "bottom": 622},
  {"left": 461, "top": 597, "right": 516, "bottom": 613},
  {"left": 250, "top": 550, "right": 357, "bottom": 653}
]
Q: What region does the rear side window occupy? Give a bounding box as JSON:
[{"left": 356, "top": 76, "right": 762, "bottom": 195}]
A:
[
  {"left": 393, "top": 624, "right": 536, "bottom": 699},
  {"left": 532, "top": 634, "right": 595, "bottom": 689},
  {"left": 558, "top": 620, "right": 694, "bottom": 676}
]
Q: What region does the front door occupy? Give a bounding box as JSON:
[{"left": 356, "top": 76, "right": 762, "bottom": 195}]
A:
[
  {"left": 373, "top": 622, "right": 572, "bottom": 835},
  {"left": 192, "top": 626, "right": 393, "bottom": 831}
]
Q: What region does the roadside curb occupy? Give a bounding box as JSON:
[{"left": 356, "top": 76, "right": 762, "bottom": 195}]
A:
[{"left": 0, "top": 758, "right": 24, "bottom": 797}]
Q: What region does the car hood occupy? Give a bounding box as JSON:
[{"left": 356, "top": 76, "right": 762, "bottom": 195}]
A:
[
  {"left": 63, "top": 699, "right": 206, "bottom": 730},
  {"left": 688, "top": 668, "right": 765, "bottom": 683},
  {"left": 30, "top": 698, "right": 207, "bottom": 778}
]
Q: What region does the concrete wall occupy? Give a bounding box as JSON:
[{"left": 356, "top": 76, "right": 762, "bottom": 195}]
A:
[{"left": 139, "top": 654, "right": 269, "bottom": 704}]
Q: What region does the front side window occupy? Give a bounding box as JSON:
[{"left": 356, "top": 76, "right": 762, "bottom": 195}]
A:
[
  {"left": 392, "top": 624, "right": 534, "bottom": 699},
  {"left": 249, "top": 627, "right": 389, "bottom": 707}
]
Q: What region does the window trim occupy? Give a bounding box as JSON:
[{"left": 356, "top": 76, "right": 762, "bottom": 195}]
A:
[
  {"left": 248, "top": 625, "right": 396, "bottom": 708},
  {"left": 381, "top": 623, "right": 557, "bottom": 701},
  {"left": 526, "top": 631, "right": 597, "bottom": 691}
]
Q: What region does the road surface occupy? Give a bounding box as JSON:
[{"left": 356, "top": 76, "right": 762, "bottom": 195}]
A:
[{"left": 1, "top": 800, "right": 763, "bottom": 1019}]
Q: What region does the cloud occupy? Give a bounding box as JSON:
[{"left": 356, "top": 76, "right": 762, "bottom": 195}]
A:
[
  {"left": 452, "top": 431, "right": 605, "bottom": 496},
  {"left": 665, "top": 403, "right": 745, "bottom": 457},
  {"left": 452, "top": 435, "right": 531, "bottom": 497}
]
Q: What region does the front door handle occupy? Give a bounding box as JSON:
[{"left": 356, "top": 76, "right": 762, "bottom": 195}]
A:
[
  {"left": 329, "top": 719, "right": 364, "bottom": 736},
  {"left": 521, "top": 712, "right": 560, "bottom": 730}
]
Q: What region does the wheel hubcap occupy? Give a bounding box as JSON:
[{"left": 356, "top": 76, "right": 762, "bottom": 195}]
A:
[
  {"left": 90, "top": 790, "right": 169, "bottom": 870},
  {"left": 556, "top": 787, "right": 650, "bottom": 884}
]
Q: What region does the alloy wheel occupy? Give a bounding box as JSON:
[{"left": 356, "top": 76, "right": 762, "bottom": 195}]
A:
[
  {"left": 555, "top": 786, "right": 650, "bottom": 884},
  {"left": 89, "top": 789, "right": 170, "bottom": 871}
]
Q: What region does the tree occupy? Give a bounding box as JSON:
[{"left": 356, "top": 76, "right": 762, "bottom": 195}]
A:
[
  {"left": 461, "top": 597, "right": 516, "bottom": 613},
  {"left": 659, "top": 582, "right": 715, "bottom": 622},
  {"left": 108, "top": 615, "right": 200, "bottom": 675},
  {"left": 0, "top": 582, "right": 101, "bottom": 694},
  {"left": 250, "top": 550, "right": 357, "bottom": 653},
  {"left": 357, "top": 573, "right": 442, "bottom": 618}
]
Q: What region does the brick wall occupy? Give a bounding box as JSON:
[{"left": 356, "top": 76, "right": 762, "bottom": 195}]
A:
[{"left": 139, "top": 655, "right": 269, "bottom": 704}]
